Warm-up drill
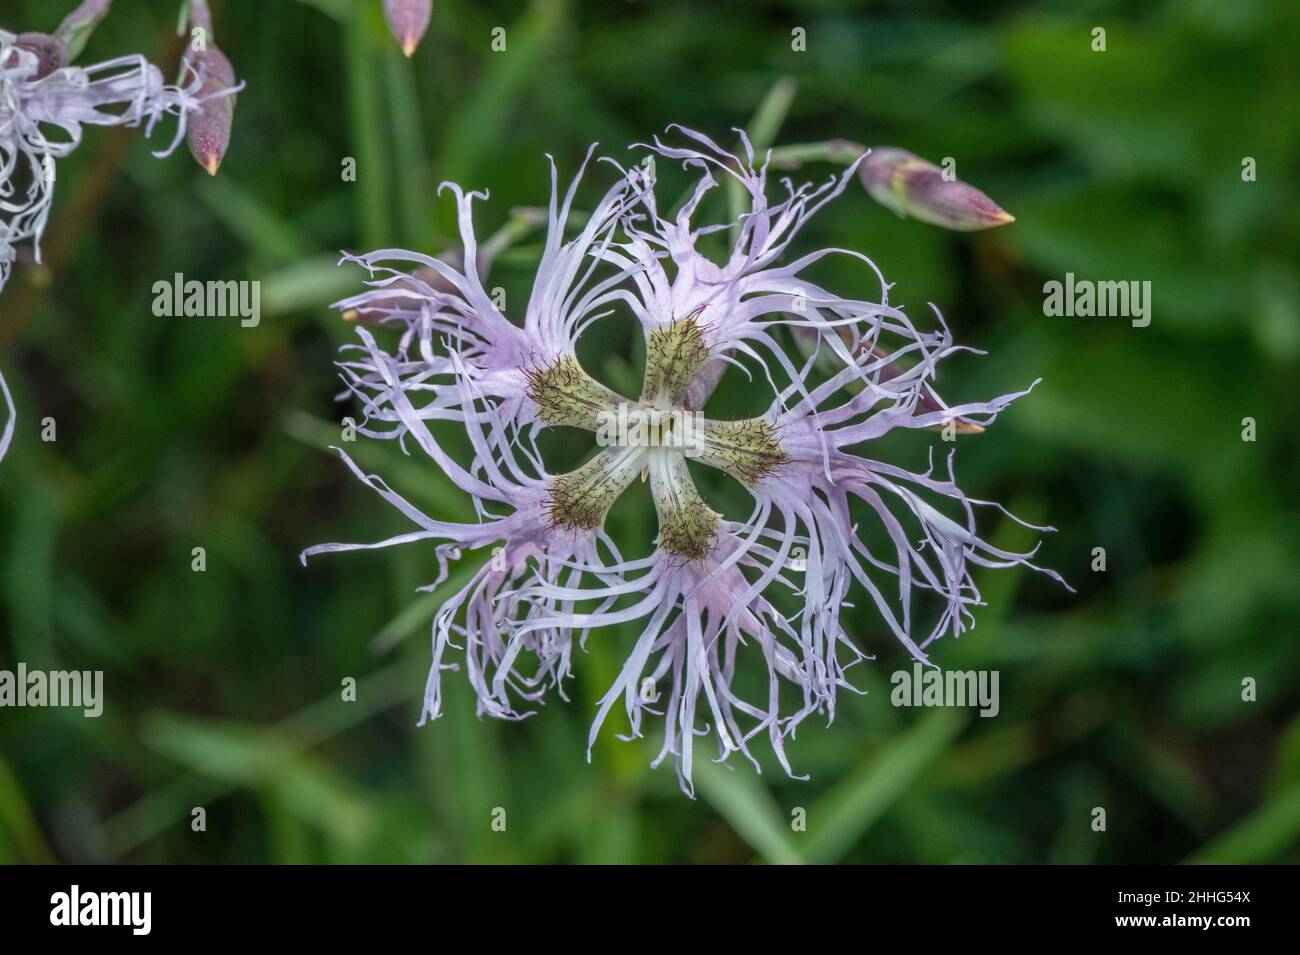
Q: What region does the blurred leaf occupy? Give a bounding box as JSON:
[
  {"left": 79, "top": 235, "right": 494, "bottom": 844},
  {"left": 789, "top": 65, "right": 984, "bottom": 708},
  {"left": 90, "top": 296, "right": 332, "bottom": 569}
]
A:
[
  {"left": 194, "top": 177, "right": 310, "bottom": 266},
  {"left": 141, "top": 712, "right": 374, "bottom": 843},
  {"left": 1187, "top": 784, "right": 1300, "bottom": 864},
  {"left": 802, "top": 708, "right": 967, "bottom": 864},
  {"left": 695, "top": 761, "right": 805, "bottom": 865},
  {"left": 384, "top": 51, "right": 431, "bottom": 247},
  {"left": 346, "top": 2, "right": 394, "bottom": 249},
  {"left": 0, "top": 755, "right": 54, "bottom": 864},
  {"left": 260, "top": 255, "right": 360, "bottom": 316},
  {"left": 442, "top": 0, "right": 565, "bottom": 183}
]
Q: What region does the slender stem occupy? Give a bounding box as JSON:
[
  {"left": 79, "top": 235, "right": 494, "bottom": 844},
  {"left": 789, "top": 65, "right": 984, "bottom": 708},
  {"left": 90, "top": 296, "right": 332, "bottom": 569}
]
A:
[{"left": 768, "top": 139, "right": 867, "bottom": 170}]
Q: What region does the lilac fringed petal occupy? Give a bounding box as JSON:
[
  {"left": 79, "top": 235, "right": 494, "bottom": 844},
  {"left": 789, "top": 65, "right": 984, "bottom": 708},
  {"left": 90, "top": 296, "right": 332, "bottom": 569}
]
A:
[
  {"left": 606, "top": 127, "right": 899, "bottom": 374},
  {"left": 735, "top": 339, "right": 1070, "bottom": 666},
  {"left": 329, "top": 155, "right": 640, "bottom": 441},
  {"left": 573, "top": 530, "right": 862, "bottom": 794}
]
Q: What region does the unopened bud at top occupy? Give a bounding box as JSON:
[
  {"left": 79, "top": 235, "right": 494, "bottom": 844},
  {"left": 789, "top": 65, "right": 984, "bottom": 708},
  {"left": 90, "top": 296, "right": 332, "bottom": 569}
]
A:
[
  {"left": 383, "top": 0, "right": 432, "bottom": 57},
  {"left": 859, "top": 148, "right": 1014, "bottom": 232}
]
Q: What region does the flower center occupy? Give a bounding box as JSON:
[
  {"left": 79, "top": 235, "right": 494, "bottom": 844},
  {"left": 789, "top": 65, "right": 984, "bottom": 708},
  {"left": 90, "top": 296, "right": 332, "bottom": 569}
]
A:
[{"left": 528, "top": 314, "right": 784, "bottom": 560}]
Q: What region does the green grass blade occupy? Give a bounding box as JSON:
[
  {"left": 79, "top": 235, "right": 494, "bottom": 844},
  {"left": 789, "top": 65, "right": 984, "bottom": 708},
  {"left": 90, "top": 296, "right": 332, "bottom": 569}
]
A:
[
  {"left": 695, "top": 760, "right": 805, "bottom": 865},
  {"left": 802, "top": 708, "right": 967, "bottom": 864}
]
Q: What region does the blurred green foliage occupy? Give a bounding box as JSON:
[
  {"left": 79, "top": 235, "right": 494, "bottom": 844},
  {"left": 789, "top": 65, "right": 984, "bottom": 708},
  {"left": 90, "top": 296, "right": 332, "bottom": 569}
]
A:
[{"left": 1, "top": 0, "right": 1297, "bottom": 864}]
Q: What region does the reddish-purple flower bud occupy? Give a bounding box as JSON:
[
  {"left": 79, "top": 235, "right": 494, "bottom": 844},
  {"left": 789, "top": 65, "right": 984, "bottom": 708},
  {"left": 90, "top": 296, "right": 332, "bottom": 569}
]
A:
[
  {"left": 183, "top": 1, "right": 238, "bottom": 176},
  {"left": 860, "top": 147, "right": 1014, "bottom": 231},
  {"left": 383, "top": 0, "right": 432, "bottom": 58}
]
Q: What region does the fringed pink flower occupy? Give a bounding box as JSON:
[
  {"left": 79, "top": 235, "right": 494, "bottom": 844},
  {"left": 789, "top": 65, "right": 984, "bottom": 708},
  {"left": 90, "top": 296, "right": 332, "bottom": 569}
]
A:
[{"left": 307, "top": 128, "right": 1064, "bottom": 794}]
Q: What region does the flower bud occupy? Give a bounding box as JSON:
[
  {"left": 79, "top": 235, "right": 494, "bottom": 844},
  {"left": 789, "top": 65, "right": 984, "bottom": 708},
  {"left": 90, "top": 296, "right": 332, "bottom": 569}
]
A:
[
  {"left": 383, "top": 0, "right": 432, "bottom": 58},
  {"left": 859, "top": 147, "right": 1013, "bottom": 231},
  {"left": 183, "top": 2, "right": 238, "bottom": 176}
]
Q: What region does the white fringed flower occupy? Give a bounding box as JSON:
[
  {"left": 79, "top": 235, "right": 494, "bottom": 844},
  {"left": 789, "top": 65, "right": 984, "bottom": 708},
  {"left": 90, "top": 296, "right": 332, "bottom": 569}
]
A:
[
  {"left": 0, "top": 25, "right": 226, "bottom": 461},
  {"left": 0, "top": 33, "right": 206, "bottom": 290}
]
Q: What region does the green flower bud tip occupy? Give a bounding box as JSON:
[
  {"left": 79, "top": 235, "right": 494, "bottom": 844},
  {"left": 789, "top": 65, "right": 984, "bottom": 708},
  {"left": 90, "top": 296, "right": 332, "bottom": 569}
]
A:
[{"left": 860, "top": 147, "right": 1014, "bottom": 231}]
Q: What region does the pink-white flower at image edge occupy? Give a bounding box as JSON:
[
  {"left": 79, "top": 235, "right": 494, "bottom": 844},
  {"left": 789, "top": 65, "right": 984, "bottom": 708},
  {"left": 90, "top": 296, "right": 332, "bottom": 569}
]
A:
[{"left": 0, "top": 14, "right": 241, "bottom": 463}]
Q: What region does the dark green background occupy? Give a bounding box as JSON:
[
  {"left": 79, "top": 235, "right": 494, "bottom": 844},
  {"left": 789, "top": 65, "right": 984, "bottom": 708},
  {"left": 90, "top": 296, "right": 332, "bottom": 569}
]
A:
[{"left": 1, "top": 0, "right": 1297, "bottom": 864}]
